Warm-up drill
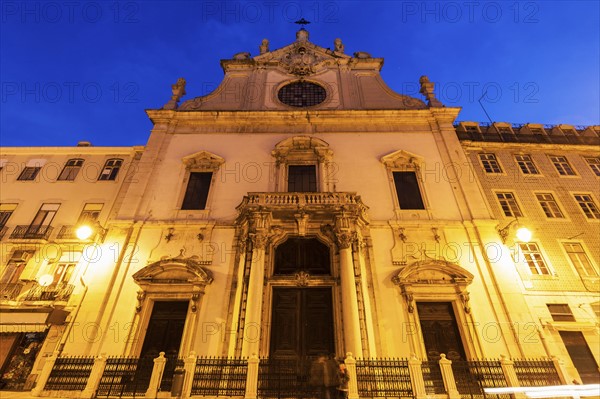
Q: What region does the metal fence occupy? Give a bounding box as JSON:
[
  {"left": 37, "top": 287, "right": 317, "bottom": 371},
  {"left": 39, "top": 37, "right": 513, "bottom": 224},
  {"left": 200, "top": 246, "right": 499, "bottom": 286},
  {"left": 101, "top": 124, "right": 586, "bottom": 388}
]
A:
[
  {"left": 96, "top": 356, "right": 153, "bottom": 397},
  {"left": 44, "top": 356, "right": 95, "bottom": 391},
  {"left": 190, "top": 356, "right": 247, "bottom": 396},
  {"left": 513, "top": 359, "right": 561, "bottom": 387},
  {"left": 421, "top": 360, "right": 445, "bottom": 394},
  {"left": 355, "top": 358, "right": 413, "bottom": 397},
  {"left": 257, "top": 357, "right": 320, "bottom": 399},
  {"left": 452, "top": 360, "right": 510, "bottom": 399}
]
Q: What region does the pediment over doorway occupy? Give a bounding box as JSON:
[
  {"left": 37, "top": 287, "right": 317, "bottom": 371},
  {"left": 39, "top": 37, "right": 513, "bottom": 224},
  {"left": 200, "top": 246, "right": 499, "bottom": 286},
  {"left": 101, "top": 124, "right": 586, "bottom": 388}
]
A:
[
  {"left": 133, "top": 256, "right": 213, "bottom": 288},
  {"left": 392, "top": 260, "right": 473, "bottom": 287}
]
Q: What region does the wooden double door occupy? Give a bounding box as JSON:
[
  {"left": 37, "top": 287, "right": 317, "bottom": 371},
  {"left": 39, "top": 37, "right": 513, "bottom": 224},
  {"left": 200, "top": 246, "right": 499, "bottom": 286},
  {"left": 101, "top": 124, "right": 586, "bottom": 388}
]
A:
[{"left": 269, "top": 287, "right": 335, "bottom": 358}]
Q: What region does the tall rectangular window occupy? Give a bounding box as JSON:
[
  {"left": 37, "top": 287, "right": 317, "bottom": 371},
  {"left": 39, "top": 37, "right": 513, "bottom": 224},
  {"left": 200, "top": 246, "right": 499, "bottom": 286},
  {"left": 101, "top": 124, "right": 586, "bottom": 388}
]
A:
[
  {"left": 584, "top": 157, "right": 600, "bottom": 176},
  {"left": 536, "top": 193, "right": 564, "bottom": 218},
  {"left": 78, "top": 203, "right": 103, "bottom": 225},
  {"left": 574, "top": 194, "right": 600, "bottom": 219},
  {"left": 0, "top": 204, "right": 17, "bottom": 229},
  {"left": 515, "top": 154, "right": 539, "bottom": 174},
  {"left": 479, "top": 153, "right": 502, "bottom": 173},
  {"left": 17, "top": 166, "right": 41, "bottom": 181},
  {"left": 98, "top": 158, "right": 123, "bottom": 181},
  {"left": 518, "top": 243, "right": 551, "bottom": 275},
  {"left": 393, "top": 171, "right": 425, "bottom": 210},
  {"left": 288, "top": 165, "right": 317, "bottom": 192},
  {"left": 563, "top": 243, "right": 598, "bottom": 277},
  {"left": 181, "top": 172, "right": 212, "bottom": 210},
  {"left": 17, "top": 159, "right": 46, "bottom": 181},
  {"left": 30, "top": 203, "right": 60, "bottom": 227},
  {"left": 58, "top": 158, "right": 84, "bottom": 181},
  {"left": 549, "top": 155, "right": 576, "bottom": 176},
  {"left": 496, "top": 192, "right": 523, "bottom": 217}
]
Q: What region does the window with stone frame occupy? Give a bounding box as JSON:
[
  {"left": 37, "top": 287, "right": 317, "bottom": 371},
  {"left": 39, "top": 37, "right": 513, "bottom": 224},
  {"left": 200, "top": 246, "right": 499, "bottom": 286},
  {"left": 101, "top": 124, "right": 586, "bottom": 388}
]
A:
[
  {"left": 393, "top": 171, "right": 425, "bottom": 210},
  {"left": 514, "top": 154, "right": 539, "bottom": 175},
  {"left": 479, "top": 153, "right": 503, "bottom": 174},
  {"left": 0, "top": 250, "right": 33, "bottom": 300},
  {"left": 381, "top": 150, "right": 428, "bottom": 212},
  {"left": 78, "top": 203, "right": 103, "bottom": 225},
  {"left": 518, "top": 242, "right": 551, "bottom": 275},
  {"left": 17, "top": 166, "right": 41, "bottom": 181},
  {"left": 287, "top": 165, "right": 317, "bottom": 192},
  {"left": 563, "top": 242, "right": 598, "bottom": 277},
  {"left": 0, "top": 204, "right": 17, "bottom": 230},
  {"left": 584, "top": 157, "right": 600, "bottom": 177},
  {"left": 272, "top": 137, "right": 334, "bottom": 193},
  {"left": 496, "top": 192, "right": 523, "bottom": 217},
  {"left": 573, "top": 194, "right": 600, "bottom": 219},
  {"left": 180, "top": 151, "right": 224, "bottom": 211},
  {"left": 549, "top": 155, "right": 576, "bottom": 176},
  {"left": 547, "top": 304, "right": 575, "bottom": 322},
  {"left": 58, "top": 158, "right": 84, "bottom": 181},
  {"left": 536, "top": 193, "right": 564, "bottom": 218},
  {"left": 98, "top": 158, "right": 123, "bottom": 181},
  {"left": 181, "top": 172, "right": 213, "bottom": 210}
]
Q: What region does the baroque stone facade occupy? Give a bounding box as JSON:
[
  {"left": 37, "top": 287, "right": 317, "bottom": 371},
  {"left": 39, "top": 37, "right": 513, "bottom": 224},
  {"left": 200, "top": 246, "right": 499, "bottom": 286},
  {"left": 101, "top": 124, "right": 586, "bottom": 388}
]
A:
[{"left": 0, "top": 29, "right": 598, "bottom": 395}]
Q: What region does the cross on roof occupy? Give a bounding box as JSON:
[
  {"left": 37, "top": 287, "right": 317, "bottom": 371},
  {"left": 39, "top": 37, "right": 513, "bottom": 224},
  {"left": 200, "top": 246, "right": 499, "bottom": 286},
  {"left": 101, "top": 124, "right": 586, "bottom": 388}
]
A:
[{"left": 294, "top": 18, "right": 310, "bottom": 29}]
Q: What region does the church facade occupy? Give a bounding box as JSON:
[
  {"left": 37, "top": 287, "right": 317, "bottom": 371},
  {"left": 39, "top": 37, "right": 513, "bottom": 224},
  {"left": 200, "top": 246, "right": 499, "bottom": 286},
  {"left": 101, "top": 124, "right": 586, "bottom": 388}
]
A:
[{"left": 1, "top": 28, "right": 598, "bottom": 396}]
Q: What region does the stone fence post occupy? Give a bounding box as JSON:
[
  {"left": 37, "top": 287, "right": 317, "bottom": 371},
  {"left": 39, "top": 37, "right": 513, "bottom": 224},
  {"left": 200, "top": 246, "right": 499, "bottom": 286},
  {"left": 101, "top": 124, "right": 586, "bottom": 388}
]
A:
[
  {"left": 81, "top": 354, "right": 107, "bottom": 399},
  {"left": 500, "top": 355, "right": 526, "bottom": 399},
  {"left": 31, "top": 350, "right": 59, "bottom": 396},
  {"left": 344, "top": 352, "right": 359, "bottom": 399},
  {"left": 408, "top": 355, "right": 427, "bottom": 399},
  {"left": 181, "top": 351, "right": 197, "bottom": 399},
  {"left": 551, "top": 355, "right": 571, "bottom": 385},
  {"left": 439, "top": 354, "right": 460, "bottom": 399},
  {"left": 245, "top": 353, "right": 259, "bottom": 399},
  {"left": 145, "top": 352, "right": 167, "bottom": 398}
]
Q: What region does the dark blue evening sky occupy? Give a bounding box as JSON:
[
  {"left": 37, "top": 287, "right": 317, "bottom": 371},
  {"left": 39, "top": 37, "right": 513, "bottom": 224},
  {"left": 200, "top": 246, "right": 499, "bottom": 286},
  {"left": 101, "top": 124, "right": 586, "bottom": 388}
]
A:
[{"left": 1, "top": 1, "right": 598, "bottom": 146}]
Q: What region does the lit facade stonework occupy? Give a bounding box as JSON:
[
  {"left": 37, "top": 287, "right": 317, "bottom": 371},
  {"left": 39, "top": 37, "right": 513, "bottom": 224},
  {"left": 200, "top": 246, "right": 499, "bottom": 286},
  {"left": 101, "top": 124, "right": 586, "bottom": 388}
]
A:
[{"left": 1, "top": 30, "right": 598, "bottom": 397}]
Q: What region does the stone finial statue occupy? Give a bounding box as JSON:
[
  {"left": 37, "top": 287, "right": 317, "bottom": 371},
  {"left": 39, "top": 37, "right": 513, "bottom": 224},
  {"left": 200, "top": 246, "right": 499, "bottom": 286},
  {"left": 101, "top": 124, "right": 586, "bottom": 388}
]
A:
[
  {"left": 334, "top": 38, "right": 344, "bottom": 54},
  {"left": 419, "top": 75, "right": 443, "bottom": 108},
  {"left": 163, "top": 77, "right": 186, "bottom": 110},
  {"left": 296, "top": 28, "right": 309, "bottom": 42},
  {"left": 259, "top": 39, "right": 269, "bottom": 54}
]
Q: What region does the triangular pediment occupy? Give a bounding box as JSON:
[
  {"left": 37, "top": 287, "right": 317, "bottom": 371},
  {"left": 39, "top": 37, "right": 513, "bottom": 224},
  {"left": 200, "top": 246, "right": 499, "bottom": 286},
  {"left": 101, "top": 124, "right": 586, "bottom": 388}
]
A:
[
  {"left": 381, "top": 150, "right": 424, "bottom": 168},
  {"left": 133, "top": 256, "right": 213, "bottom": 286},
  {"left": 182, "top": 150, "right": 224, "bottom": 171}
]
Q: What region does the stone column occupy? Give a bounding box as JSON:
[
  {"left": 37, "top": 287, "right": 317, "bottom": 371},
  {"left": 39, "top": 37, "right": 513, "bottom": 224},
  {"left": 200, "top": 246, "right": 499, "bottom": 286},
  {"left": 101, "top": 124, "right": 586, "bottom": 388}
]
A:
[
  {"left": 241, "top": 213, "right": 271, "bottom": 357},
  {"left": 334, "top": 221, "right": 363, "bottom": 357},
  {"left": 408, "top": 355, "right": 427, "bottom": 399},
  {"left": 31, "top": 351, "right": 59, "bottom": 396},
  {"left": 81, "top": 354, "right": 107, "bottom": 399},
  {"left": 245, "top": 354, "right": 260, "bottom": 399},
  {"left": 438, "top": 354, "right": 460, "bottom": 399},
  {"left": 145, "top": 352, "right": 167, "bottom": 398}
]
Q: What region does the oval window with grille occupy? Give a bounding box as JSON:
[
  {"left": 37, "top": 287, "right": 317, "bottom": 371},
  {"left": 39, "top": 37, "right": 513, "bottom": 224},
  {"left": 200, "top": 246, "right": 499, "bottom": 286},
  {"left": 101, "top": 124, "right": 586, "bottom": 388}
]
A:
[{"left": 277, "top": 81, "right": 326, "bottom": 107}]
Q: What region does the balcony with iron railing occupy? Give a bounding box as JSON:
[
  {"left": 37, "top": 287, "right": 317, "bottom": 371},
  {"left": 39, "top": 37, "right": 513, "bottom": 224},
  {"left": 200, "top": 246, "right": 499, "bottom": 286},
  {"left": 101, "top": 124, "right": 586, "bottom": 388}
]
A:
[
  {"left": 9, "top": 225, "right": 54, "bottom": 240},
  {"left": 23, "top": 282, "right": 75, "bottom": 302},
  {"left": 0, "top": 283, "right": 24, "bottom": 300}
]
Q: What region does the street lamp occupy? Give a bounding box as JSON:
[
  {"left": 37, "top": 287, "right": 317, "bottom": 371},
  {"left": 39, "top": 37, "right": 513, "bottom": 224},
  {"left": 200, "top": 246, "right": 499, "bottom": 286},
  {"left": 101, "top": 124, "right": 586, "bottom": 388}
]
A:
[
  {"left": 75, "top": 222, "right": 107, "bottom": 242},
  {"left": 498, "top": 219, "right": 532, "bottom": 243}
]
